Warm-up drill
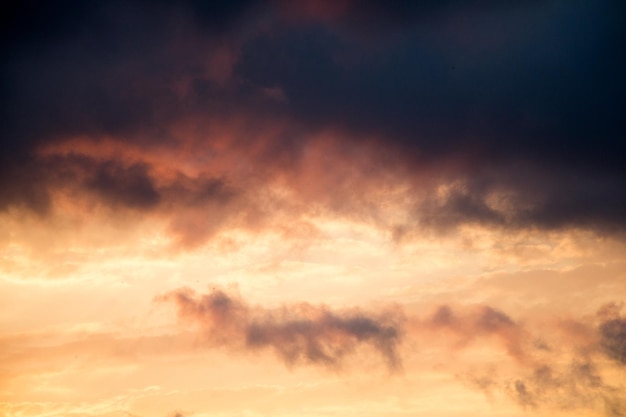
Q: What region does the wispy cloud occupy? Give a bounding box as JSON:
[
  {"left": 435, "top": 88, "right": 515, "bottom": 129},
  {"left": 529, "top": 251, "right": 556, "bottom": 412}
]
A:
[
  {"left": 159, "top": 288, "right": 626, "bottom": 415},
  {"left": 157, "top": 288, "right": 404, "bottom": 370}
]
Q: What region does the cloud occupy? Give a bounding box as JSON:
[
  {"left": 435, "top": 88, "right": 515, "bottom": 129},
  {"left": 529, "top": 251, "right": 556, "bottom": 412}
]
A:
[
  {"left": 599, "top": 319, "right": 626, "bottom": 365},
  {"left": 157, "top": 288, "right": 404, "bottom": 370},
  {"left": 41, "top": 151, "right": 236, "bottom": 207},
  {"left": 278, "top": 0, "right": 547, "bottom": 32},
  {"left": 593, "top": 302, "right": 626, "bottom": 366},
  {"left": 159, "top": 288, "right": 626, "bottom": 375},
  {"left": 459, "top": 303, "right": 626, "bottom": 416},
  {"left": 85, "top": 160, "right": 161, "bottom": 210},
  {"left": 157, "top": 289, "right": 626, "bottom": 414},
  {"left": 233, "top": 0, "right": 626, "bottom": 234},
  {"left": 5, "top": 285, "right": 624, "bottom": 415},
  {"left": 236, "top": 0, "right": 625, "bottom": 167},
  {"left": 1, "top": 0, "right": 624, "bottom": 243},
  {"left": 412, "top": 163, "right": 626, "bottom": 235},
  {"left": 423, "top": 304, "right": 529, "bottom": 361},
  {"left": 463, "top": 358, "right": 623, "bottom": 416}
]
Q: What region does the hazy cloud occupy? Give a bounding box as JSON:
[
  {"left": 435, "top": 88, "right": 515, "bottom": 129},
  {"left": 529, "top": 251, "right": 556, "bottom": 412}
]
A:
[
  {"left": 158, "top": 288, "right": 404, "bottom": 370},
  {"left": 600, "top": 319, "right": 626, "bottom": 365}
]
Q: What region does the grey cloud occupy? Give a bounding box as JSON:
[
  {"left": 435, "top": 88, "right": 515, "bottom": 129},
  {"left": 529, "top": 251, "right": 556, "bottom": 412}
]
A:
[
  {"left": 158, "top": 291, "right": 626, "bottom": 414},
  {"left": 599, "top": 319, "right": 626, "bottom": 365},
  {"left": 87, "top": 161, "right": 161, "bottom": 210},
  {"left": 464, "top": 359, "right": 623, "bottom": 416},
  {"left": 158, "top": 288, "right": 403, "bottom": 370}
]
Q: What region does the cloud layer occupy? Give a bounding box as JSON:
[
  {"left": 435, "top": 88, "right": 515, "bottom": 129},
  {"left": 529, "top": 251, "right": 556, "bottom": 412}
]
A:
[
  {"left": 1, "top": 0, "right": 624, "bottom": 245},
  {"left": 2, "top": 4, "right": 625, "bottom": 415}
]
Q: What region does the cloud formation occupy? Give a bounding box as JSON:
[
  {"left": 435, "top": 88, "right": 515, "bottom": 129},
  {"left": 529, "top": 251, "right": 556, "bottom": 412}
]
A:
[
  {"left": 158, "top": 287, "right": 626, "bottom": 415},
  {"left": 464, "top": 359, "right": 624, "bottom": 416},
  {"left": 460, "top": 304, "right": 626, "bottom": 416},
  {"left": 0, "top": 0, "right": 624, "bottom": 244},
  {"left": 158, "top": 288, "right": 404, "bottom": 370},
  {"left": 599, "top": 319, "right": 626, "bottom": 365}
]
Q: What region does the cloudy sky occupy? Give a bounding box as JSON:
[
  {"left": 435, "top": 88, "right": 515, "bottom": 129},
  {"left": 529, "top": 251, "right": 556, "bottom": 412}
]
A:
[{"left": 1, "top": 1, "right": 625, "bottom": 416}]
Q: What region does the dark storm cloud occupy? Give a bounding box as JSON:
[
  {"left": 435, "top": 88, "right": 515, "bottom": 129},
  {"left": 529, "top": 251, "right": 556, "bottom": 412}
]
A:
[
  {"left": 1, "top": 0, "right": 625, "bottom": 235},
  {"left": 0, "top": 157, "right": 51, "bottom": 215},
  {"left": 239, "top": 0, "right": 625, "bottom": 170},
  {"left": 23, "top": 152, "right": 246, "bottom": 245},
  {"left": 412, "top": 164, "right": 626, "bottom": 234},
  {"left": 234, "top": 0, "right": 626, "bottom": 233},
  {"left": 86, "top": 161, "right": 161, "bottom": 209},
  {"left": 0, "top": 0, "right": 274, "bottom": 212},
  {"left": 1, "top": 0, "right": 263, "bottom": 47},
  {"left": 279, "top": 0, "right": 546, "bottom": 32},
  {"left": 40, "top": 153, "right": 236, "bottom": 211},
  {"left": 0, "top": 0, "right": 263, "bottom": 134},
  {"left": 158, "top": 287, "right": 403, "bottom": 370}
]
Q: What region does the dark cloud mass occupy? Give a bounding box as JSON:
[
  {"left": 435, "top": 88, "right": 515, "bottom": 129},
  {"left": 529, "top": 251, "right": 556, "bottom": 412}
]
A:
[
  {"left": 86, "top": 160, "right": 161, "bottom": 209},
  {"left": 1, "top": 0, "right": 625, "bottom": 237}
]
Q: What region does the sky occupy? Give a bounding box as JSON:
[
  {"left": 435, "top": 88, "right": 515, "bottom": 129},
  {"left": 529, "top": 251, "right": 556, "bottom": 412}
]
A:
[{"left": 1, "top": 0, "right": 625, "bottom": 416}]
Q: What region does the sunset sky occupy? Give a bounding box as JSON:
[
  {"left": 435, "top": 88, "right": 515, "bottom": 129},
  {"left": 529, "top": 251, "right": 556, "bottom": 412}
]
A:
[{"left": 1, "top": 1, "right": 625, "bottom": 416}]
